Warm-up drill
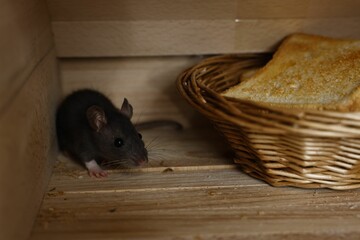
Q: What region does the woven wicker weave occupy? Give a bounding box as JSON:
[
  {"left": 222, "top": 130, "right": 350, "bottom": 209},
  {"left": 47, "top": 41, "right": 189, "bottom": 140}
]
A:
[{"left": 177, "top": 54, "right": 360, "bottom": 190}]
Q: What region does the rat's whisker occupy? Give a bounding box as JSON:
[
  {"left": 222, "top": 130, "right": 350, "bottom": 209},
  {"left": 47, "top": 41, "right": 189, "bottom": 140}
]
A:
[
  {"left": 101, "top": 159, "right": 123, "bottom": 165},
  {"left": 149, "top": 153, "right": 166, "bottom": 161},
  {"left": 145, "top": 136, "right": 161, "bottom": 150},
  {"left": 101, "top": 159, "right": 129, "bottom": 167}
]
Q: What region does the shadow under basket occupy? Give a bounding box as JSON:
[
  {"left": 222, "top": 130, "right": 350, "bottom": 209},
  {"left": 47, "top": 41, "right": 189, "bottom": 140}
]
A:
[{"left": 177, "top": 54, "right": 360, "bottom": 190}]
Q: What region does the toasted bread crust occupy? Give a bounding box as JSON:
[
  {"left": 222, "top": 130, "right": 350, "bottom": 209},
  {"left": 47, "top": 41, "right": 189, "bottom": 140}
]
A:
[{"left": 222, "top": 33, "right": 360, "bottom": 111}]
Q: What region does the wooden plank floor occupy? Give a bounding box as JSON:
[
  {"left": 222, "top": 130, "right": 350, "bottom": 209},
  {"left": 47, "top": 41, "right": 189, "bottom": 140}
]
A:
[{"left": 31, "top": 57, "right": 360, "bottom": 239}]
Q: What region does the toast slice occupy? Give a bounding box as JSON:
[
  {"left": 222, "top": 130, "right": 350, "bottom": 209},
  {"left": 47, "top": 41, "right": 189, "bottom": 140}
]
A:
[{"left": 222, "top": 33, "right": 360, "bottom": 111}]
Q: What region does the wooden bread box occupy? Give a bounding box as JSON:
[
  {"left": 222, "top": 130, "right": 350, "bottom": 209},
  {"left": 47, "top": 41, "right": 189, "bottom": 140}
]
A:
[{"left": 1, "top": 0, "right": 360, "bottom": 239}]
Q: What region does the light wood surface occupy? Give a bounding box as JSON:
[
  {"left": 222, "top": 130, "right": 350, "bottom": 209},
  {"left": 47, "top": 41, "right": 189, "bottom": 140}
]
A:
[
  {"left": 31, "top": 57, "right": 360, "bottom": 239},
  {"left": 46, "top": 0, "right": 360, "bottom": 57}
]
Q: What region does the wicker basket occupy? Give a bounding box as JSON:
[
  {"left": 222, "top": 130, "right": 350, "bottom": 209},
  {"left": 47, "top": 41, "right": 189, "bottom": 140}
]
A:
[{"left": 177, "top": 54, "right": 360, "bottom": 190}]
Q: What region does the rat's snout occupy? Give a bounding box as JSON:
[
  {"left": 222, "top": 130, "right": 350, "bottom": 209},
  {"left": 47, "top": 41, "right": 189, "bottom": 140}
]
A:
[
  {"left": 133, "top": 149, "right": 148, "bottom": 166},
  {"left": 136, "top": 157, "right": 148, "bottom": 166}
]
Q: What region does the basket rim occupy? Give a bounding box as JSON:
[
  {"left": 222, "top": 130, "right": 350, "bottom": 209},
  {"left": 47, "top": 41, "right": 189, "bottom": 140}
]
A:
[{"left": 176, "top": 54, "right": 360, "bottom": 138}]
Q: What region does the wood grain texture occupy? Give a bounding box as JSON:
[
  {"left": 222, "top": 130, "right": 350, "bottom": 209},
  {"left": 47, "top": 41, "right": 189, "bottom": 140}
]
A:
[
  {"left": 0, "top": 0, "right": 54, "bottom": 111},
  {"left": 31, "top": 57, "right": 360, "bottom": 239},
  {"left": 0, "top": 1, "right": 59, "bottom": 239},
  {"left": 0, "top": 50, "right": 60, "bottom": 240},
  {"left": 51, "top": 20, "right": 236, "bottom": 57},
  {"left": 234, "top": 18, "right": 360, "bottom": 52},
  {"left": 31, "top": 167, "right": 360, "bottom": 240},
  {"left": 47, "top": 0, "right": 236, "bottom": 21},
  {"left": 47, "top": 0, "right": 360, "bottom": 57},
  {"left": 47, "top": 0, "right": 360, "bottom": 21},
  {"left": 51, "top": 18, "right": 360, "bottom": 57},
  {"left": 236, "top": 0, "right": 360, "bottom": 19}
]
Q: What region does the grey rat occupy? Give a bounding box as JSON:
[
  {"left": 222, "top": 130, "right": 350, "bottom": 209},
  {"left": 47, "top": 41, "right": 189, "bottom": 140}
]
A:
[{"left": 56, "top": 89, "right": 181, "bottom": 177}]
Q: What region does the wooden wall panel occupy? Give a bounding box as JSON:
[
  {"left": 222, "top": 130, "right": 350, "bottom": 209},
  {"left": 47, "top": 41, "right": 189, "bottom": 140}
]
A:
[
  {"left": 47, "top": 0, "right": 360, "bottom": 57},
  {"left": 0, "top": 50, "right": 59, "bottom": 240},
  {"left": 236, "top": 0, "right": 360, "bottom": 19},
  {"left": 234, "top": 18, "right": 360, "bottom": 52},
  {"left": 47, "top": 0, "right": 236, "bottom": 21},
  {"left": 0, "top": 0, "right": 53, "bottom": 111},
  {"left": 47, "top": 0, "right": 360, "bottom": 21},
  {"left": 0, "top": 0, "right": 59, "bottom": 239},
  {"left": 51, "top": 18, "right": 360, "bottom": 57},
  {"left": 51, "top": 20, "right": 237, "bottom": 57}
]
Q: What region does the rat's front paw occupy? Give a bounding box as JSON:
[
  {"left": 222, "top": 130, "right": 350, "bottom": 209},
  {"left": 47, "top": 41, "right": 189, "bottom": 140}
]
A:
[
  {"left": 89, "top": 169, "right": 108, "bottom": 178},
  {"left": 85, "top": 159, "right": 108, "bottom": 178}
]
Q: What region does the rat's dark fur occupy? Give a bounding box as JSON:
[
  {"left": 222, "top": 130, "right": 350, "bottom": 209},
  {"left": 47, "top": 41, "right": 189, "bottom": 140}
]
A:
[{"left": 56, "top": 89, "right": 148, "bottom": 170}]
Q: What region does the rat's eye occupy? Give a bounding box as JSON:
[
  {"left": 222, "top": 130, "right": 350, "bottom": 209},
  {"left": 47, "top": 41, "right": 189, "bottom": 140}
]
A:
[
  {"left": 138, "top": 133, "right": 142, "bottom": 139},
  {"left": 114, "top": 138, "right": 124, "bottom": 148}
]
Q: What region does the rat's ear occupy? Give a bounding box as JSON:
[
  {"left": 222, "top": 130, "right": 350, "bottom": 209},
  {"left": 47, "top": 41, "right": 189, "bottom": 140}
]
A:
[
  {"left": 86, "top": 105, "right": 107, "bottom": 132},
  {"left": 120, "top": 98, "right": 133, "bottom": 119}
]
